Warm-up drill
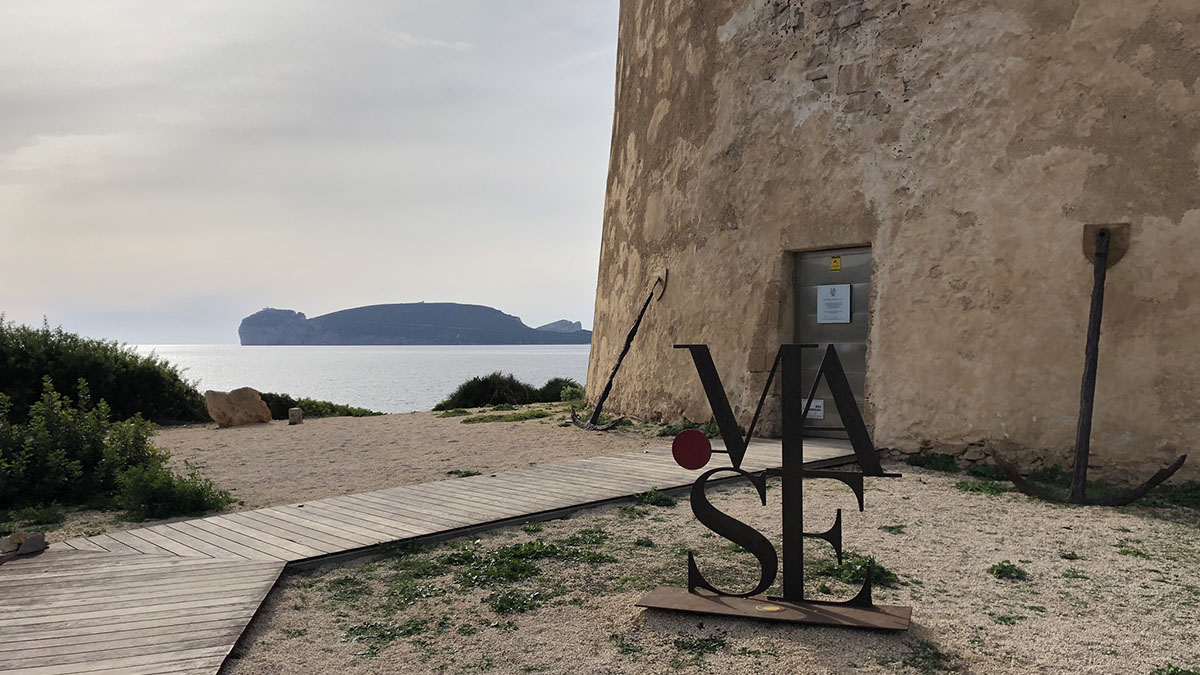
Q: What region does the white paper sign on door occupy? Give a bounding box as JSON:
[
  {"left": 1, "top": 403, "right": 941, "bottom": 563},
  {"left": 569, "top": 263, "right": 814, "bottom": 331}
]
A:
[
  {"left": 816, "top": 284, "right": 851, "bottom": 324},
  {"left": 805, "top": 399, "right": 825, "bottom": 420}
]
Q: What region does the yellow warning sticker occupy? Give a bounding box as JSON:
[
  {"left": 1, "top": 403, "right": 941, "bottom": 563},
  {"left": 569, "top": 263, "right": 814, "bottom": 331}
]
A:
[{"left": 830, "top": 256, "right": 842, "bottom": 272}]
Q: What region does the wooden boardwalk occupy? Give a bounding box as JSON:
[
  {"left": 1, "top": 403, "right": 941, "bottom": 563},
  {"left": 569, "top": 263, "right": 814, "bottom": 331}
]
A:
[{"left": 1, "top": 438, "right": 853, "bottom": 674}]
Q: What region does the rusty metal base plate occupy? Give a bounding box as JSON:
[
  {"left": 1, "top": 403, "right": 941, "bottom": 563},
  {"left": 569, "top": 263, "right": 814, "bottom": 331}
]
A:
[{"left": 636, "top": 587, "right": 911, "bottom": 630}]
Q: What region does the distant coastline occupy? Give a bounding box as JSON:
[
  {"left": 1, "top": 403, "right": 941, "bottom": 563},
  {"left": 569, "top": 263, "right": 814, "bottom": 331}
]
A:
[{"left": 238, "top": 303, "right": 591, "bottom": 346}]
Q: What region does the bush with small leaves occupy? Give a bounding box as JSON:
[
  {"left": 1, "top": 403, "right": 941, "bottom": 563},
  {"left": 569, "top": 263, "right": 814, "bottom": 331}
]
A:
[{"left": 988, "top": 560, "right": 1030, "bottom": 581}]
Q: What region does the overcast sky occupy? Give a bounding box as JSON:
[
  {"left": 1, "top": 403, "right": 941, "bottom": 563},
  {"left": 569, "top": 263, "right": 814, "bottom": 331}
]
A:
[{"left": 0, "top": 1, "right": 618, "bottom": 344}]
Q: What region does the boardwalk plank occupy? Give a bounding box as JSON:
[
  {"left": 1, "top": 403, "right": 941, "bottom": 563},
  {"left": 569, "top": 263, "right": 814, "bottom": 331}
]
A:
[
  {"left": 60, "top": 538, "right": 107, "bottom": 553},
  {"left": 103, "top": 530, "right": 176, "bottom": 556},
  {"left": 209, "top": 513, "right": 338, "bottom": 556},
  {"left": 0, "top": 439, "right": 850, "bottom": 675},
  {"left": 235, "top": 509, "right": 372, "bottom": 549},
  {"left": 85, "top": 534, "right": 142, "bottom": 555},
  {"left": 266, "top": 505, "right": 400, "bottom": 541},
  {"left": 162, "top": 522, "right": 280, "bottom": 561}
]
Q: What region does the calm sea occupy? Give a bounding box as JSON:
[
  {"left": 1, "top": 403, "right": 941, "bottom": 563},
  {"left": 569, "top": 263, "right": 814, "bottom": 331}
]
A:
[{"left": 132, "top": 345, "right": 591, "bottom": 414}]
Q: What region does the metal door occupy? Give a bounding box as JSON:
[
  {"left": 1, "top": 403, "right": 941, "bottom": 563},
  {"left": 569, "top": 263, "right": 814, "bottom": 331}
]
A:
[{"left": 794, "top": 247, "right": 872, "bottom": 438}]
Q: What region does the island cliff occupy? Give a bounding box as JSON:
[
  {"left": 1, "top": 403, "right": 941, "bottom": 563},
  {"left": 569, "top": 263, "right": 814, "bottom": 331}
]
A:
[{"left": 239, "top": 303, "right": 591, "bottom": 345}]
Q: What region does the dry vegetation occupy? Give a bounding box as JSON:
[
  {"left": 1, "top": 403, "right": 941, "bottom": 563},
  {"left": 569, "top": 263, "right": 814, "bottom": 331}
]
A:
[{"left": 220, "top": 465, "right": 1200, "bottom": 675}]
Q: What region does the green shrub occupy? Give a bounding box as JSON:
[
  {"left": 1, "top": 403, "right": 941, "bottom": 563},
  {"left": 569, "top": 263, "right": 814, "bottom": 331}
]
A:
[
  {"left": 536, "top": 377, "right": 581, "bottom": 403},
  {"left": 967, "top": 464, "right": 1008, "bottom": 481},
  {"left": 259, "top": 392, "right": 380, "bottom": 420},
  {"left": 0, "top": 378, "right": 166, "bottom": 507},
  {"left": 0, "top": 318, "right": 207, "bottom": 424},
  {"left": 904, "top": 452, "right": 959, "bottom": 472},
  {"left": 988, "top": 560, "right": 1030, "bottom": 581},
  {"left": 633, "top": 489, "right": 677, "bottom": 508},
  {"left": 116, "top": 462, "right": 233, "bottom": 521},
  {"left": 0, "top": 377, "right": 231, "bottom": 519},
  {"left": 433, "top": 373, "right": 581, "bottom": 410},
  {"left": 559, "top": 386, "right": 585, "bottom": 402},
  {"left": 812, "top": 551, "right": 900, "bottom": 588}
]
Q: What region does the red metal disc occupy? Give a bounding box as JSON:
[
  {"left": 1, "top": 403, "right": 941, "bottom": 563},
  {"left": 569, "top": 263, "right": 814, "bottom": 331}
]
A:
[{"left": 672, "top": 429, "right": 712, "bottom": 470}]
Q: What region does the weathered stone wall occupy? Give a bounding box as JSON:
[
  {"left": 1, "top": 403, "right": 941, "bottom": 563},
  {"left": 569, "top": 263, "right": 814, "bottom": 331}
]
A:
[{"left": 588, "top": 0, "right": 1200, "bottom": 481}]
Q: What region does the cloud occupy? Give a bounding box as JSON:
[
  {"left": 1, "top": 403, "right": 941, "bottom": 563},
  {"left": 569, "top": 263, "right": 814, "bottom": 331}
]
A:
[{"left": 0, "top": 1, "right": 619, "bottom": 343}]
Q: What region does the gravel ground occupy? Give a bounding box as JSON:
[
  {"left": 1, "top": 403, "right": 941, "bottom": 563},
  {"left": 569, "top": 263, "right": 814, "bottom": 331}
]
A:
[
  {"left": 219, "top": 464, "right": 1200, "bottom": 675},
  {"left": 46, "top": 405, "right": 656, "bottom": 542}
]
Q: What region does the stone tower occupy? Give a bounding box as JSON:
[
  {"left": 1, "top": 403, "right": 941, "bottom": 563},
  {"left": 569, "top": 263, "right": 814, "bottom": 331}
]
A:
[{"left": 588, "top": 0, "right": 1200, "bottom": 480}]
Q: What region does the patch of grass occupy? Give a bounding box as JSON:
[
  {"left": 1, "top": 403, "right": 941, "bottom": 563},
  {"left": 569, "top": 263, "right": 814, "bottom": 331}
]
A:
[
  {"left": 1152, "top": 666, "right": 1200, "bottom": 675},
  {"left": 521, "top": 522, "right": 544, "bottom": 534},
  {"left": 955, "top": 479, "right": 1012, "bottom": 495},
  {"left": 1142, "top": 481, "right": 1200, "bottom": 510},
  {"left": 634, "top": 536, "right": 655, "bottom": 547},
  {"left": 343, "top": 619, "right": 427, "bottom": 657},
  {"left": 609, "top": 633, "right": 643, "bottom": 658},
  {"left": 1062, "top": 568, "right": 1089, "bottom": 579},
  {"left": 879, "top": 524, "right": 906, "bottom": 535},
  {"left": 1028, "top": 465, "right": 1072, "bottom": 486},
  {"left": 1116, "top": 543, "right": 1151, "bottom": 559},
  {"left": 1060, "top": 551, "right": 1081, "bottom": 560},
  {"left": 988, "top": 560, "right": 1030, "bottom": 581},
  {"left": 967, "top": 464, "right": 1008, "bottom": 481},
  {"left": 904, "top": 453, "right": 959, "bottom": 472},
  {"left": 446, "top": 469, "right": 482, "bottom": 478},
  {"left": 436, "top": 408, "right": 470, "bottom": 418},
  {"left": 991, "top": 613, "right": 1026, "bottom": 625},
  {"left": 561, "top": 528, "right": 609, "bottom": 547},
  {"left": 490, "top": 403, "right": 519, "bottom": 411},
  {"left": 619, "top": 505, "right": 649, "bottom": 518},
  {"left": 485, "top": 589, "right": 544, "bottom": 614},
  {"left": 325, "top": 575, "right": 372, "bottom": 603},
  {"left": 381, "top": 577, "right": 444, "bottom": 612},
  {"left": 633, "top": 489, "right": 677, "bottom": 507},
  {"left": 673, "top": 635, "right": 727, "bottom": 657},
  {"left": 460, "top": 410, "right": 552, "bottom": 424},
  {"left": 278, "top": 627, "right": 308, "bottom": 638},
  {"left": 1026, "top": 605, "right": 1047, "bottom": 613},
  {"left": 812, "top": 551, "right": 900, "bottom": 588},
  {"left": 440, "top": 534, "right": 613, "bottom": 589},
  {"left": 902, "top": 639, "right": 958, "bottom": 674}
]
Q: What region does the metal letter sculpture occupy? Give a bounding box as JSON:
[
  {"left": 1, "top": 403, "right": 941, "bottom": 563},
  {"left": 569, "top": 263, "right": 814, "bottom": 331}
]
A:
[{"left": 636, "top": 344, "right": 911, "bottom": 630}]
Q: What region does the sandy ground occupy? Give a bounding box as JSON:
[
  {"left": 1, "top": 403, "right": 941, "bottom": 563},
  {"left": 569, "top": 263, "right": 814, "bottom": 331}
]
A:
[
  {"left": 47, "top": 405, "right": 656, "bottom": 542},
  {"left": 221, "top": 465, "right": 1200, "bottom": 675}
]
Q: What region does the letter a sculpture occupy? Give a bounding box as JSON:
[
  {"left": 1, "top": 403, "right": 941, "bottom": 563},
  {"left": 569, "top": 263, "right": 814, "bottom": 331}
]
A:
[{"left": 635, "top": 344, "right": 912, "bottom": 630}]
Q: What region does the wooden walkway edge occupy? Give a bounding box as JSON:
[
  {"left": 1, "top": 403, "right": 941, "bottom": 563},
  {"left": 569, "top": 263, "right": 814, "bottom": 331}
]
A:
[{"left": 0, "top": 438, "right": 853, "bottom": 674}]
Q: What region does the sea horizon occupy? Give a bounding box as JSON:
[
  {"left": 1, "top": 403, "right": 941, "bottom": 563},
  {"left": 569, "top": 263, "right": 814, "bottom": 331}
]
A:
[{"left": 133, "top": 344, "right": 591, "bottom": 415}]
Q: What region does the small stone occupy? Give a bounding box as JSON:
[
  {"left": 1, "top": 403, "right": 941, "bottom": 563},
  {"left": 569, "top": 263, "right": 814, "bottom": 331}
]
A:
[
  {"left": 16, "top": 533, "right": 46, "bottom": 555},
  {"left": 288, "top": 407, "right": 304, "bottom": 425}
]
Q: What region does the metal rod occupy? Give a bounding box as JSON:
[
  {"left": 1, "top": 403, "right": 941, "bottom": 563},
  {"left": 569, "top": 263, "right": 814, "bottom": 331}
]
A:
[{"left": 1070, "top": 228, "right": 1110, "bottom": 503}]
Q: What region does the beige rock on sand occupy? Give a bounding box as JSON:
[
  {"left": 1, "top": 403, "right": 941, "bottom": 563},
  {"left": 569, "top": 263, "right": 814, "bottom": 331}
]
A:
[{"left": 204, "top": 387, "right": 272, "bottom": 428}]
